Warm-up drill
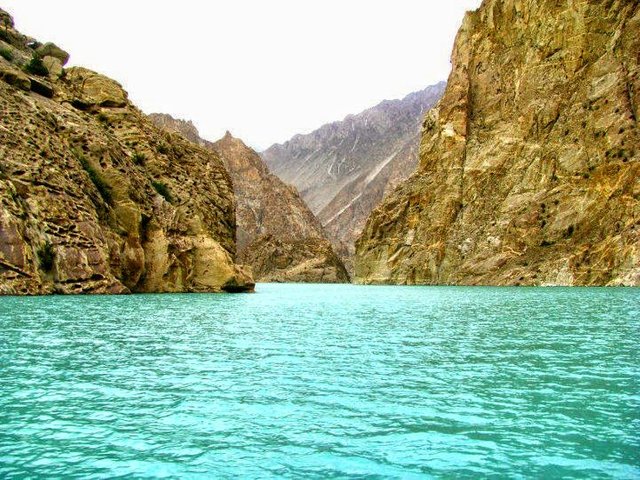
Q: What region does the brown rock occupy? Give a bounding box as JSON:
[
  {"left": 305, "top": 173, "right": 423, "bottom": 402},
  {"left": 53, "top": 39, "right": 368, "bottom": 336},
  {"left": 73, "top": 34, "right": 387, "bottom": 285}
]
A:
[
  {"left": 42, "top": 55, "right": 63, "bottom": 78},
  {"left": 149, "top": 114, "right": 349, "bottom": 283},
  {"left": 28, "top": 76, "right": 54, "bottom": 97},
  {"left": 35, "top": 42, "right": 69, "bottom": 65},
  {"left": 62, "top": 67, "right": 128, "bottom": 108},
  {"left": 0, "top": 62, "right": 30, "bottom": 91},
  {"left": 0, "top": 14, "right": 253, "bottom": 295},
  {"left": 355, "top": 0, "right": 639, "bottom": 286}
]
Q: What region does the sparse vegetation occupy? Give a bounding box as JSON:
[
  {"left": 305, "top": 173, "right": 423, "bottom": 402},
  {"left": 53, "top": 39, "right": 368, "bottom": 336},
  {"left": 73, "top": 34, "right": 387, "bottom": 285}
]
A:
[
  {"left": 24, "top": 54, "right": 48, "bottom": 76},
  {"left": 0, "top": 47, "right": 13, "bottom": 61},
  {"left": 37, "top": 241, "right": 55, "bottom": 271},
  {"left": 96, "top": 112, "right": 110, "bottom": 124},
  {"left": 157, "top": 143, "right": 169, "bottom": 155},
  {"left": 77, "top": 154, "right": 113, "bottom": 204},
  {"left": 152, "top": 180, "right": 173, "bottom": 203},
  {"left": 132, "top": 152, "right": 146, "bottom": 165}
]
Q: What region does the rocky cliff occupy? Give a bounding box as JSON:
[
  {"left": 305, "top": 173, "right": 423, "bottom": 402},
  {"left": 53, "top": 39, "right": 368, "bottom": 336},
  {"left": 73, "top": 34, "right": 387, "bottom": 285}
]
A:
[
  {"left": 261, "top": 84, "right": 445, "bottom": 270},
  {"left": 148, "top": 115, "right": 349, "bottom": 283},
  {"left": 0, "top": 9, "right": 254, "bottom": 294},
  {"left": 355, "top": 0, "right": 639, "bottom": 286}
]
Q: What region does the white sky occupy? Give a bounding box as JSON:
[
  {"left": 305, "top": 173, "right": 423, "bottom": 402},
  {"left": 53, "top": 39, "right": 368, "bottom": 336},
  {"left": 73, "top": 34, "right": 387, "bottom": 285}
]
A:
[{"left": 3, "top": 0, "right": 481, "bottom": 150}]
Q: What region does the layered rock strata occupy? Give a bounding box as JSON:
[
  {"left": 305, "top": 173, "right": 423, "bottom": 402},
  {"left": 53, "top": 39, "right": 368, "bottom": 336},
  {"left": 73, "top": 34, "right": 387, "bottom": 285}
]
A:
[
  {"left": 0, "top": 9, "right": 253, "bottom": 294},
  {"left": 149, "top": 115, "right": 349, "bottom": 283},
  {"left": 355, "top": 0, "right": 639, "bottom": 286}
]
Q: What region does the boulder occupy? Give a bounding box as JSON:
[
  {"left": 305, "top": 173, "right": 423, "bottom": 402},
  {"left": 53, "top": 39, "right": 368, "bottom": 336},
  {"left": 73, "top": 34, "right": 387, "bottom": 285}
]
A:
[
  {"left": 29, "top": 76, "right": 54, "bottom": 98},
  {"left": 35, "top": 42, "right": 69, "bottom": 66},
  {"left": 42, "top": 55, "right": 63, "bottom": 78},
  {"left": 64, "top": 67, "right": 128, "bottom": 108},
  {"left": 0, "top": 63, "right": 30, "bottom": 91}
]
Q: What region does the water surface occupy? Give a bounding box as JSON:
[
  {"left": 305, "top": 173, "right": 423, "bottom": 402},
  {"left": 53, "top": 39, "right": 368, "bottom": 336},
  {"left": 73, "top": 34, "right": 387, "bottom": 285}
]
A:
[{"left": 1, "top": 284, "right": 639, "bottom": 478}]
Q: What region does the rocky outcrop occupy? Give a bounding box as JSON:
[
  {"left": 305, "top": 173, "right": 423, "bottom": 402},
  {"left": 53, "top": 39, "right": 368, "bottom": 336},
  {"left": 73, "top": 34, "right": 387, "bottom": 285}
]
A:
[
  {"left": 148, "top": 113, "right": 204, "bottom": 146},
  {"left": 149, "top": 116, "right": 349, "bottom": 283},
  {"left": 261, "top": 83, "right": 445, "bottom": 271},
  {"left": 355, "top": 0, "right": 639, "bottom": 286},
  {"left": 0, "top": 9, "right": 253, "bottom": 294}
]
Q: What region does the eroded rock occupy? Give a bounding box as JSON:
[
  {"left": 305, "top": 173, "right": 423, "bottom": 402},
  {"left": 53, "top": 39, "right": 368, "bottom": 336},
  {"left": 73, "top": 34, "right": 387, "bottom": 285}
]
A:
[
  {"left": 0, "top": 12, "right": 253, "bottom": 294},
  {"left": 355, "top": 0, "right": 639, "bottom": 286}
]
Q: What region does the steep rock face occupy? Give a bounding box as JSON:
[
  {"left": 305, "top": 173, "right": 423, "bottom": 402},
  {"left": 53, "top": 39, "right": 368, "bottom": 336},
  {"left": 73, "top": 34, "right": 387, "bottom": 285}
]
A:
[
  {"left": 261, "top": 84, "right": 445, "bottom": 270},
  {"left": 355, "top": 0, "right": 639, "bottom": 286},
  {"left": 148, "top": 115, "right": 349, "bottom": 283},
  {"left": 147, "top": 113, "right": 204, "bottom": 146},
  {"left": 0, "top": 10, "right": 253, "bottom": 294}
]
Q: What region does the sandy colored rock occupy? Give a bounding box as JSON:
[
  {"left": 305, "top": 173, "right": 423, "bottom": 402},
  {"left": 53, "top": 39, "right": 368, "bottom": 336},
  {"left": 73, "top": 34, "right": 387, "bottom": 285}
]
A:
[
  {"left": 262, "top": 83, "right": 445, "bottom": 273},
  {"left": 356, "top": 0, "right": 639, "bottom": 286},
  {"left": 0, "top": 61, "right": 30, "bottom": 91},
  {"left": 42, "top": 55, "right": 63, "bottom": 78},
  {"left": 149, "top": 114, "right": 349, "bottom": 283},
  {"left": 35, "top": 42, "right": 69, "bottom": 65},
  {"left": 0, "top": 14, "right": 253, "bottom": 294},
  {"left": 62, "top": 67, "right": 128, "bottom": 108}
]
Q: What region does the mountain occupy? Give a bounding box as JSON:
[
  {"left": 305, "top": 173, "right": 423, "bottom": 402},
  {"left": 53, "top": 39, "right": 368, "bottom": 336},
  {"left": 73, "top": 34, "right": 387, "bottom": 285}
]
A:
[
  {"left": 261, "top": 83, "right": 445, "bottom": 270},
  {"left": 355, "top": 0, "right": 639, "bottom": 286},
  {"left": 149, "top": 116, "right": 349, "bottom": 283},
  {"left": 0, "top": 9, "right": 253, "bottom": 294}
]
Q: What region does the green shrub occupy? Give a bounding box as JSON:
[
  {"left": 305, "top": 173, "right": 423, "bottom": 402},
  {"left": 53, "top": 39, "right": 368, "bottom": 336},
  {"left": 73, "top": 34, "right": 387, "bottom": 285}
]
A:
[
  {"left": 37, "top": 242, "right": 55, "bottom": 271},
  {"left": 0, "top": 47, "right": 13, "bottom": 61},
  {"left": 78, "top": 154, "right": 112, "bottom": 204},
  {"left": 24, "top": 54, "right": 48, "bottom": 76},
  {"left": 132, "top": 152, "right": 146, "bottom": 165},
  {"left": 157, "top": 143, "right": 169, "bottom": 155},
  {"left": 152, "top": 180, "right": 173, "bottom": 203},
  {"left": 96, "top": 112, "right": 109, "bottom": 124}
]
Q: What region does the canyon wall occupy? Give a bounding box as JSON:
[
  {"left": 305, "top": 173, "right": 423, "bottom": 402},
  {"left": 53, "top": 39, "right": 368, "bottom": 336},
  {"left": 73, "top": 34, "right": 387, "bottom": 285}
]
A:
[
  {"left": 149, "top": 116, "right": 349, "bottom": 283},
  {"left": 262, "top": 84, "right": 445, "bottom": 270},
  {"left": 0, "top": 9, "right": 253, "bottom": 294},
  {"left": 355, "top": 0, "right": 639, "bottom": 286}
]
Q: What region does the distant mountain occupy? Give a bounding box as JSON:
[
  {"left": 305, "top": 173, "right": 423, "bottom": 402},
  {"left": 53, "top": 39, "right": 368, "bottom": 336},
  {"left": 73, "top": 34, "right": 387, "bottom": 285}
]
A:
[
  {"left": 149, "top": 115, "right": 349, "bottom": 283},
  {"left": 261, "top": 83, "right": 445, "bottom": 269}
]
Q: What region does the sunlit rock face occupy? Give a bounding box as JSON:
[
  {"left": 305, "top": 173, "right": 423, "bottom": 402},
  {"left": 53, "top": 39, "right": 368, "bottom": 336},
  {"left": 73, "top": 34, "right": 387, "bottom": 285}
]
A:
[
  {"left": 355, "top": 0, "right": 639, "bottom": 286},
  {"left": 261, "top": 83, "right": 445, "bottom": 273},
  {"left": 149, "top": 117, "right": 349, "bottom": 283},
  {"left": 0, "top": 8, "right": 254, "bottom": 294}
]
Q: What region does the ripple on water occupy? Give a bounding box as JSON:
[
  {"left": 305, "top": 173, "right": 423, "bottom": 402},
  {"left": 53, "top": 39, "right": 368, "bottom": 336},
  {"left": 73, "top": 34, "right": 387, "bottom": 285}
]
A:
[{"left": 1, "top": 284, "right": 639, "bottom": 478}]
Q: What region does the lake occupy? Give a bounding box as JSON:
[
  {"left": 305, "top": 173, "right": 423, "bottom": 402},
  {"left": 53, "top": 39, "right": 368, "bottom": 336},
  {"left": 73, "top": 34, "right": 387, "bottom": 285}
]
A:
[{"left": 1, "top": 284, "right": 638, "bottom": 478}]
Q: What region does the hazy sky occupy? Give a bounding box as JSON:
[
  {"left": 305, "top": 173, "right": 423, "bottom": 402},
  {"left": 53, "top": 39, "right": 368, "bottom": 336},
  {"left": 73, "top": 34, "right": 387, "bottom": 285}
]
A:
[{"left": 3, "top": 1, "right": 481, "bottom": 149}]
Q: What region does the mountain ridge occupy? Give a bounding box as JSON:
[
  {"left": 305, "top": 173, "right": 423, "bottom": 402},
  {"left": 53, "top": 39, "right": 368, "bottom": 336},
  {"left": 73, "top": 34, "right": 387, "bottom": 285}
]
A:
[
  {"left": 149, "top": 114, "right": 349, "bottom": 283},
  {"left": 261, "top": 82, "right": 446, "bottom": 271}
]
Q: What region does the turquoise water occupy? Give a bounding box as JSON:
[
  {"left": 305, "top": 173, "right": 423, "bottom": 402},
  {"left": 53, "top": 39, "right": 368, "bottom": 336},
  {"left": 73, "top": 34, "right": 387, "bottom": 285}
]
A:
[{"left": 0, "top": 284, "right": 638, "bottom": 479}]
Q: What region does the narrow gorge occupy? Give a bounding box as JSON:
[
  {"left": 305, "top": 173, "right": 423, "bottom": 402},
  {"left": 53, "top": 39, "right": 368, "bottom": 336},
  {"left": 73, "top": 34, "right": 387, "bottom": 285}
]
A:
[
  {"left": 262, "top": 83, "right": 445, "bottom": 271},
  {"left": 150, "top": 114, "right": 349, "bottom": 283}
]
